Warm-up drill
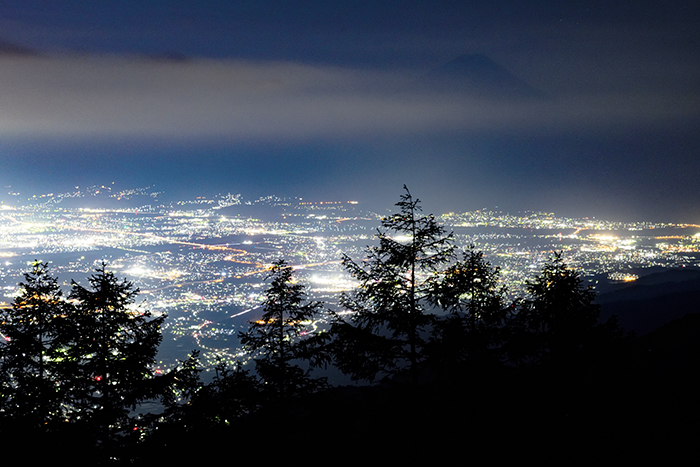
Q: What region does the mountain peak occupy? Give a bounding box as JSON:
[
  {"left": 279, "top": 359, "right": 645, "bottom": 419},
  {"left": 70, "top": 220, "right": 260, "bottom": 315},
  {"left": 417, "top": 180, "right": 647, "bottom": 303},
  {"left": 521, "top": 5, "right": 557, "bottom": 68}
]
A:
[{"left": 422, "top": 53, "right": 542, "bottom": 99}]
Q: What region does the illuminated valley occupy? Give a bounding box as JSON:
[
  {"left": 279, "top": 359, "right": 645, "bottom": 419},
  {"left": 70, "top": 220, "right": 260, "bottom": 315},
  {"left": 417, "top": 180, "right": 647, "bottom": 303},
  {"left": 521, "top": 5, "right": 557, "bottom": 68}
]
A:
[{"left": 1, "top": 185, "right": 699, "bottom": 370}]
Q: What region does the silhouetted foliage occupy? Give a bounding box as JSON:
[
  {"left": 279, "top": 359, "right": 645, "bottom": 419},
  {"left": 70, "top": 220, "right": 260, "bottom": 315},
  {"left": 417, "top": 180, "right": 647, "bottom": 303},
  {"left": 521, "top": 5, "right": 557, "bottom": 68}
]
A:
[
  {"left": 150, "top": 350, "right": 261, "bottom": 433},
  {"left": 428, "top": 246, "right": 510, "bottom": 375},
  {"left": 239, "top": 259, "right": 328, "bottom": 403},
  {"left": 331, "top": 186, "right": 454, "bottom": 383},
  {"left": 62, "top": 263, "right": 165, "bottom": 444},
  {"left": 0, "top": 263, "right": 177, "bottom": 461},
  {"left": 507, "top": 252, "right": 618, "bottom": 369},
  {"left": 193, "top": 359, "right": 262, "bottom": 425},
  {"left": 154, "top": 349, "right": 202, "bottom": 423},
  {"left": 0, "top": 262, "right": 68, "bottom": 428}
]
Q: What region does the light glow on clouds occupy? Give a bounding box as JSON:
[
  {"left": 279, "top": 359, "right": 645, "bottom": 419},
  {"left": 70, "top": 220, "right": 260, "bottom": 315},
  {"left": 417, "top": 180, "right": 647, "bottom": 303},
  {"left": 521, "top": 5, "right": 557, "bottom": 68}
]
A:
[{"left": 1, "top": 55, "right": 697, "bottom": 141}]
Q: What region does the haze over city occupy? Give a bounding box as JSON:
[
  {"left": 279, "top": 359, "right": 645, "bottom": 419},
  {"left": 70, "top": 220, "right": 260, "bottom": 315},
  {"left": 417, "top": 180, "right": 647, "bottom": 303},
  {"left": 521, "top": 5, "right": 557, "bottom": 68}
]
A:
[{"left": 1, "top": 1, "right": 699, "bottom": 222}]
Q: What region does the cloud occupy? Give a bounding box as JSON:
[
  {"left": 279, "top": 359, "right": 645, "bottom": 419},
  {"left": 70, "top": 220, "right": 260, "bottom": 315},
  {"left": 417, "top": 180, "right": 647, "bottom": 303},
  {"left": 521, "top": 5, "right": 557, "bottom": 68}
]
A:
[{"left": 0, "top": 55, "right": 697, "bottom": 141}]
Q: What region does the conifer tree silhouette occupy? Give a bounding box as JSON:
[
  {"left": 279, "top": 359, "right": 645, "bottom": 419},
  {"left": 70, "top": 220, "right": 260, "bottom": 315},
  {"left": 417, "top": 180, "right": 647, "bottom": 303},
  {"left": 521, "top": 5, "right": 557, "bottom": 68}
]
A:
[
  {"left": 508, "top": 253, "right": 604, "bottom": 368},
  {"left": 0, "top": 262, "right": 67, "bottom": 429},
  {"left": 428, "top": 246, "right": 509, "bottom": 375},
  {"left": 331, "top": 186, "right": 454, "bottom": 384},
  {"left": 239, "top": 259, "right": 328, "bottom": 404},
  {"left": 64, "top": 263, "right": 165, "bottom": 445}
]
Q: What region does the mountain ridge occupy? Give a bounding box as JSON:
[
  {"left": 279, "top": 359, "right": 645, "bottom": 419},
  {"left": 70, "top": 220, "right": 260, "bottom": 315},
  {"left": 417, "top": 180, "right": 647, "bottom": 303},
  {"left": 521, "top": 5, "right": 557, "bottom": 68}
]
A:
[{"left": 420, "top": 53, "right": 543, "bottom": 99}]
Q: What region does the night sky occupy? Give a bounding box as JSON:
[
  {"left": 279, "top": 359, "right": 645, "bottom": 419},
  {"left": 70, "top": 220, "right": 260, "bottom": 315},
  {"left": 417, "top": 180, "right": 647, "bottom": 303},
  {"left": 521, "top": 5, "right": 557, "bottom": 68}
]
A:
[{"left": 1, "top": 1, "right": 699, "bottom": 221}]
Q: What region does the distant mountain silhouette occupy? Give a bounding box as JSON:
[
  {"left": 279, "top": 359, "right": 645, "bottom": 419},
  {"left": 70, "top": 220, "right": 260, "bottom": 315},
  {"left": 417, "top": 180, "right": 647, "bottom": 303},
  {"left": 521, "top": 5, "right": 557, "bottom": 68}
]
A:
[
  {"left": 0, "top": 38, "right": 39, "bottom": 57},
  {"left": 598, "top": 268, "right": 700, "bottom": 335},
  {"left": 420, "top": 54, "right": 543, "bottom": 99}
]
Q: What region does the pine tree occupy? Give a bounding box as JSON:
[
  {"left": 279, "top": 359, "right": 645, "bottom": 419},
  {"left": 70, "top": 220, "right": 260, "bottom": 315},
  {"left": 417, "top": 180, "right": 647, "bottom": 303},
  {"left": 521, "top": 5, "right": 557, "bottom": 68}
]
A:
[
  {"left": 508, "top": 252, "right": 604, "bottom": 368},
  {"left": 64, "top": 263, "right": 165, "bottom": 442},
  {"left": 331, "top": 186, "right": 455, "bottom": 384},
  {"left": 0, "top": 262, "right": 67, "bottom": 428},
  {"left": 428, "top": 246, "right": 509, "bottom": 374},
  {"left": 239, "top": 259, "right": 328, "bottom": 404}
]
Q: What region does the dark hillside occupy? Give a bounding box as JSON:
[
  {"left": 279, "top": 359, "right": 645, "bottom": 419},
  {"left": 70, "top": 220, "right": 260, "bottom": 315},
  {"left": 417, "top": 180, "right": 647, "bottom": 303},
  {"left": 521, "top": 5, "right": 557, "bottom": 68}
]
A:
[{"left": 597, "top": 268, "right": 700, "bottom": 335}]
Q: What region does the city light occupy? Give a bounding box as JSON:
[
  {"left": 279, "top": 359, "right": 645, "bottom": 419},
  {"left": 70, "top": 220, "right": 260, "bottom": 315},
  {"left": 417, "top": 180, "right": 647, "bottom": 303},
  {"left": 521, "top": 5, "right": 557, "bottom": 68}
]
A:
[{"left": 0, "top": 188, "right": 697, "bottom": 367}]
